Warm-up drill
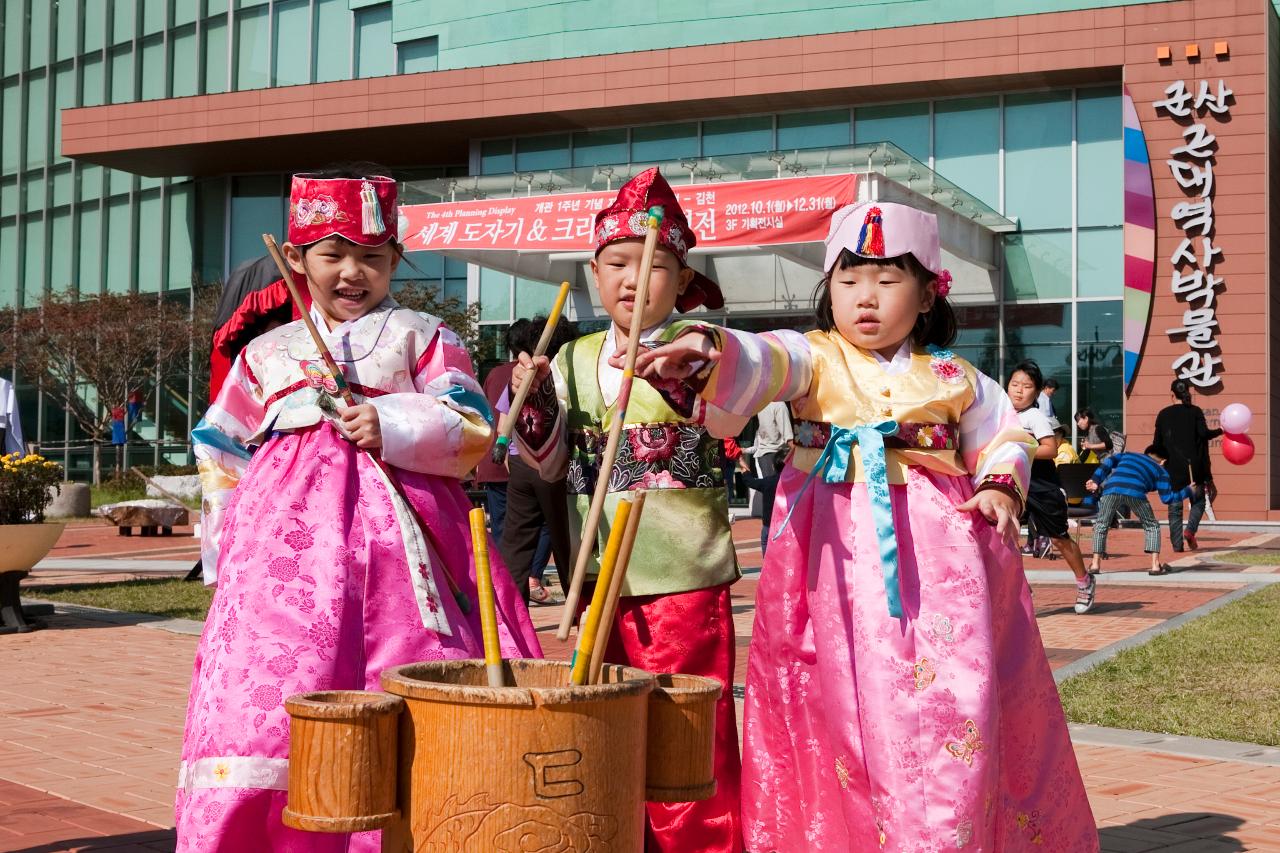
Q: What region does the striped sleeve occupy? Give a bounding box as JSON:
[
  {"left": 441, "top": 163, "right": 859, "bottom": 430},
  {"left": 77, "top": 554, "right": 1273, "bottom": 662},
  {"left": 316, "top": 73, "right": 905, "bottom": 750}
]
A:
[
  {"left": 698, "top": 326, "right": 813, "bottom": 416},
  {"left": 963, "top": 370, "right": 1037, "bottom": 504}
]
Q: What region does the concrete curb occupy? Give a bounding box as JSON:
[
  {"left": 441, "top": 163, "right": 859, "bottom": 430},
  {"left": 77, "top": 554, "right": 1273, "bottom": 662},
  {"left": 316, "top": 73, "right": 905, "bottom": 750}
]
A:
[
  {"left": 1052, "top": 582, "right": 1266, "bottom": 683},
  {"left": 21, "top": 597, "right": 205, "bottom": 636},
  {"left": 1069, "top": 723, "right": 1280, "bottom": 766}
]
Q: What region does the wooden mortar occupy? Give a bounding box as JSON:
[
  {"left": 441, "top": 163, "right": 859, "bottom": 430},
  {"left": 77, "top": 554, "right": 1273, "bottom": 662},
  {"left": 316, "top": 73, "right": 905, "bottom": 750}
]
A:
[{"left": 645, "top": 673, "right": 722, "bottom": 803}]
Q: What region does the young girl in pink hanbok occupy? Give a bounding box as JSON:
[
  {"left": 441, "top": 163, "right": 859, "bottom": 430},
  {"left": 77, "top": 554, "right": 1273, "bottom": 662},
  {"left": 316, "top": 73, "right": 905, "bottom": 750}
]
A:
[
  {"left": 176, "top": 167, "right": 541, "bottom": 852},
  {"left": 629, "top": 201, "right": 1098, "bottom": 851}
]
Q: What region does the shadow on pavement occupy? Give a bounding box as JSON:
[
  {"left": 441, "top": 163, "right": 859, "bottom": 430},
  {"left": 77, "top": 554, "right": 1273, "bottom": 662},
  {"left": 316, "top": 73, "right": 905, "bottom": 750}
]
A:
[
  {"left": 1098, "top": 811, "right": 1246, "bottom": 852},
  {"left": 7, "top": 829, "right": 176, "bottom": 852}
]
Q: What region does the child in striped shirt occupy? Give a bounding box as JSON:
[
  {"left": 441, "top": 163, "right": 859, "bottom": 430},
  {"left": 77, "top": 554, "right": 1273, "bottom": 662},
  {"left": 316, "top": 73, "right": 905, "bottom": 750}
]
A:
[{"left": 1086, "top": 445, "right": 1195, "bottom": 576}]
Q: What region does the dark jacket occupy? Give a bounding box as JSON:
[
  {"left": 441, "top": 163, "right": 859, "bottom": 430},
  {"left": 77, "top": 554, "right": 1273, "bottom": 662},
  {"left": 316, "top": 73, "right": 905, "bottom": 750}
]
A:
[{"left": 1153, "top": 402, "right": 1221, "bottom": 490}]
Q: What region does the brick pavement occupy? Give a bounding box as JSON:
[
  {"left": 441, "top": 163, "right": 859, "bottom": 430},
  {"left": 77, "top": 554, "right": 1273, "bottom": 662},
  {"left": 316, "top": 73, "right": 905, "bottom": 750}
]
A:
[{"left": 3, "top": 517, "right": 1279, "bottom": 849}]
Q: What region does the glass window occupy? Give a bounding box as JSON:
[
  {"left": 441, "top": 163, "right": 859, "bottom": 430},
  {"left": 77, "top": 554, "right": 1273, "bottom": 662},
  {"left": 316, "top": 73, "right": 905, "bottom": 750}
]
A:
[
  {"left": 198, "top": 176, "right": 227, "bottom": 282},
  {"left": 25, "top": 176, "right": 46, "bottom": 213},
  {"left": 702, "top": 115, "right": 772, "bottom": 157},
  {"left": 81, "top": 53, "right": 105, "bottom": 106},
  {"left": 444, "top": 257, "right": 466, "bottom": 304},
  {"left": 141, "top": 35, "right": 166, "bottom": 100},
  {"left": 50, "top": 166, "right": 72, "bottom": 207},
  {"left": 933, "top": 96, "right": 999, "bottom": 211},
  {"left": 273, "top": 0, "right": 311, "bottom": 87},
  {"left": 1077, "top": 87, "right": 1123, "bottom": 228},
  {"left": 137, "top": 190, "right": 163, "bottom": 291},
  {"left": 174, "top": 0, "right": 201, "bottom": 27},
  {"left": 234, "top": 4, "right": 271, "bottom": 90},
  {"left": 80, "top": 165, "right": 104, "bottom": 200},
  {"left": 113, "top": 0, "right": 137, "bottom": 45},
  {"left": 110, "top": 169, "right": 133, "bottom": 196},
  {"left": 1, "top": 81, "right": 19, "bottom": 172},
  {"left": 0, "top": 177, "right": 15, "bottom": 217},
  {"left": 572, "top": 129, "right": 627, "bottom": 168},
  {"left": 49, "top": 208, "right": 72, "bottom": 293},
  {"left": 1076, "top": 300, "right": 1123, "bottom": 429},
  {"left": 26, "top": 73, "right": 48, "bottom": 169},
  {"left": 140, "top": 175, "right": 162, "bottom": 191},
  {"left": 516, "top": 134, "right": 571, "bottom": 172},
  {"left": 29, "top": 0, "right": 51, "bottom": 67},
  {"left": 481, "top": 139, "right": 514, "bottom": 175},
  {"left": 314, "top": 0, "right": 352, "bottom": 84},
  {"left": 394, "top": 251, "right": 443, "bottom": 282},
  {"left": 171, "top": 25, "right": 199, "bottom": 97},
  {"left": 204, "top": 15, "right": 229, "bottom": 94},
  {"left": 0, "top": 220, "right": 16, "bottom": 307},
  {"left": 515, "top": 278, "right": 560, "bottom": 318},
  {"left": 109, "top": 44, "right": 135, "bottom": 104},
  {"left": 54, "top": 63, "right": 75, "bottom": 155},
  {"left": 355, "top": 3, "right": 394, "bottom": 79},
  {"left": 630, "top": 123, "right": 697, "bottom": 164},
  {"left": 143, "top": 0, "right": 167, "bottom": 34},
  {"left": 106, "top": 196, "right": 134, "bottom": 292},
  {"left": 777, "top": 109, "right": 850, "bottom": 151},
  {"left": 56, "top": 0, "right": 79, "bottom": 61},
  {"left": 208, "top": 0, "right": 230, "bottom": 14},
  {"left": 234, "top": 4, "right": 270, "bottom": 90},
  {"left": 77, "top": 203, "right": 103, "bottom": 293},
  {"left": 1077, "top": 226, "right": 1122, "bottom": 298},
  {"left": 855, "top": 102, "right": 929, "bottom": 162},
  {"left": 168, "top": 183, "right": 196, "bottom": 290},
  {"left": 397, "top": 36, "right": 438, "bottom": 74},
  {"left": 24, "top": 216, "right": 47, "bottom": 303},
  {"left": 1004, "top": 91, "right": 1072, "bottom": 230},
  {"left": 1003, "top": 301, "right": 1072, "bottom": 392},
  {"left": 1003, "top": 229, "right": 1072, "bottom": 301},
  {"left": 951, "top": 304, "right": 1001, "bottom": 381},
  {"left": 83, "top": 2, "right": 106, "bottom": 52},
  {"left": 479, "top": 267, "right": 511, "bottom": 322},
  {"left": 229, "top": 175, "right": 284, "bottom": 269},
  {"left": 4, "top": 0, "right": 24, "bottom": 76}
]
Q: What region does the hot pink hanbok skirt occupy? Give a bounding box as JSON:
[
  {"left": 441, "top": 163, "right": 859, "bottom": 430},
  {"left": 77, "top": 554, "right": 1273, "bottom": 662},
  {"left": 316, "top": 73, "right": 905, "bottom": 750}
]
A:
[
  {"left": 175, "top": 423, "right": 541, "bottom": 851},
  {"left": 742, "top": 464, "right": 1097, "bottom": 852}
]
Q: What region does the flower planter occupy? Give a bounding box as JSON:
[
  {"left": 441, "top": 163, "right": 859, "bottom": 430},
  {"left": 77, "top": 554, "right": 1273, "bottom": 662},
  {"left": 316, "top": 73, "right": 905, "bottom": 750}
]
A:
[{"left": 0, "top": 522, "right": 65, "bottom": 634}]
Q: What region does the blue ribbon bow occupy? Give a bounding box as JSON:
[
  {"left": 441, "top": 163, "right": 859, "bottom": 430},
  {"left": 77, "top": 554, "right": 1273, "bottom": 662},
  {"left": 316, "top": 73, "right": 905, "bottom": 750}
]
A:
[{"left": 774, "top": 420, "right": 904, "bottom": 618}]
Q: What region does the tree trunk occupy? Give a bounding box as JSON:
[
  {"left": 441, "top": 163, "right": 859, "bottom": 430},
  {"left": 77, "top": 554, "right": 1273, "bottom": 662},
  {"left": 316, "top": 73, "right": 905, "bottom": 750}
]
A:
[{"left": 92, "top": 440, "right": 101, "bottom": 487}]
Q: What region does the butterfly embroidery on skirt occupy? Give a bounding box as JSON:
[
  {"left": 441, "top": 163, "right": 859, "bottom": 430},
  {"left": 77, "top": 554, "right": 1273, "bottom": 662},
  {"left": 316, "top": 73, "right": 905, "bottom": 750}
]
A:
[
  {"left": 945, "top": 719, "right": 984, "bottom": 766},
  {"left": 913, "top": 658, "right": 936, "bottom": 691}
]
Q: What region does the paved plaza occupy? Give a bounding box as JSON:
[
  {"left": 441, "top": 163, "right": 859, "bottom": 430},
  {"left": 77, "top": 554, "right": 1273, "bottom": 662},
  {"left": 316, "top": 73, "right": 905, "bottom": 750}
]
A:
[{"left": 2, "top": 519, "right": 1280, "bottom": 851}]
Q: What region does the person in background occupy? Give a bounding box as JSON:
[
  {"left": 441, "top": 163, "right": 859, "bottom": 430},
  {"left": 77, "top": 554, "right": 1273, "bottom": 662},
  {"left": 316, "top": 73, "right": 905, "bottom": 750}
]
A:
[
  {"left": 496, "top": 315, "right": 578, "bottom": 605},
  {"left": 476, "top": 319, "right": 531, "bottom": 541},
  {"left": 737, "top": 447, "right": 789, "bottom": 556},
  {"left": 0, "top": 376, "right": 23, "bottom": 454},
  {"left": 1037, "top": 377, "right": 1060, "bottom": 418},
  {"left": 1052, "top": 417, "right": 1080, "bottom": 465},
  {"left": 1075, "top": 408, "right": 1113, "bottom": 464},
  {"left": 744, "top": 400, "right": 793, "bottom": 518},
  {"left": 1153, "top": 378, "right": 1221, "bottom": 551},
  {"left": 1086, "top": 445, "right": 1194, "bottom": 576},
  {"left": 722, "top": 435, "right": 745, "bottom": 517}
]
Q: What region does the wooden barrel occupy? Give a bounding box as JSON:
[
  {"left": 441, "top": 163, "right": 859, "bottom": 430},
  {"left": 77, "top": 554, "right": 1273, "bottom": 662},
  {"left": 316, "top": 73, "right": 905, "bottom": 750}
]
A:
[
  {"left": 645, "top": 673, "right": 722, "bottom": 802},
  {"left": 282, "top": 690, "right": 403, "bottom": 833},
  {"left": 380, "top": 659, "right": 654, "bottom": 853}
]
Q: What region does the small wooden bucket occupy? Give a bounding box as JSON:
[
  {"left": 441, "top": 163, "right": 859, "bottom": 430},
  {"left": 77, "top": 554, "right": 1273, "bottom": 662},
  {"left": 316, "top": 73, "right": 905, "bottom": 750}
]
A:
[
  {"left": 380, "top": 659, "right": 654, "bottom": 853},
  {"left": 645, "top": 673, "right": 722, "bottom": 802},
  {"left": 282, "top": 690, "right": 403, "bottom": 833}
]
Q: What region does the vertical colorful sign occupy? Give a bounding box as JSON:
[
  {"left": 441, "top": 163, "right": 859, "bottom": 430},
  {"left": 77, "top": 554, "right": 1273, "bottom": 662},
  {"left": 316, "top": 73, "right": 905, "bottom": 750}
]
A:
[{"left": 1122, "top": 85, "right": 1156, "bottom": 394}]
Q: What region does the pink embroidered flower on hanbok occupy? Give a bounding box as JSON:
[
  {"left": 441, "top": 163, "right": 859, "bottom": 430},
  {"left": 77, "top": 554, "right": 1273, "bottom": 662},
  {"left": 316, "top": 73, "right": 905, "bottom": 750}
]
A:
[
  {"left": 930, "top": 357, "right": 965, "bottom": 385},
  {"left": 248, "top": 683, "right": 282, "bottom": 711},
  {"left": 267, "top": 555, "right": 300, "bottom": 582},
  {"left": 640, "top": 470, "right": 685, "bottom": 490},
  {"left": 628, "top": 424, "right": 680, "bottom": 462},
  {"left": 266, "top": 654, "right": 297, "bottom": 678}
]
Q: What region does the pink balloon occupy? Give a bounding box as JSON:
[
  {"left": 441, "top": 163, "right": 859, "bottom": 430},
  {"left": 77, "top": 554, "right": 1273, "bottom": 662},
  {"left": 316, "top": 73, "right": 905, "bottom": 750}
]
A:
[
  {"left": 1220, "top": 403, "right": 1253, "bottom": 435},
  {"left": 1222, "top": 432, "right": 1255, "bottom": 466}
]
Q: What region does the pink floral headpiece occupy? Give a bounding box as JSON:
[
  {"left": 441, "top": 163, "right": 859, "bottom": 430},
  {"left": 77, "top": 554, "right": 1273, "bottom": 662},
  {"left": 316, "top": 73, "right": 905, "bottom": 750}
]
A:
[{"left": 935, "top": 269, "right": 952, "bottom": 298}]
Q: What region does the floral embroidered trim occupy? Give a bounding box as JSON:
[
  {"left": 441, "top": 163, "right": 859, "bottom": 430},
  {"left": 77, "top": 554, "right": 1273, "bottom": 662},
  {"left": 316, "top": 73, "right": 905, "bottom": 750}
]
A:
[
  {"left": 178, "top": 756, "right": 289, "bottom": 792},
  {"left": 793, "top": 420, "right": 958, "bottom": 451},
  {"left": 566, "top": 422, "right": 721, "bottom": 495},
  {"left": 926, "top": 344, "right": 966, "bottom": 384},
  {"left": 976, "top": 473, "right": 1023, "bottom": 512},
  {"left": 516, "top": 377, "right": 558, "bottom": 452}
]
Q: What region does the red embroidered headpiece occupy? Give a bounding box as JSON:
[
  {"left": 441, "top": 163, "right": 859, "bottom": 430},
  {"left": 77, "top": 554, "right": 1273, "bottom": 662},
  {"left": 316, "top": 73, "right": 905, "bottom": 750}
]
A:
[
  {"left": 593, "top": 167, "right": 724, "bottom": 312},
  {"left": 287, "top": 173, "right": 399, "bottom": 247}
]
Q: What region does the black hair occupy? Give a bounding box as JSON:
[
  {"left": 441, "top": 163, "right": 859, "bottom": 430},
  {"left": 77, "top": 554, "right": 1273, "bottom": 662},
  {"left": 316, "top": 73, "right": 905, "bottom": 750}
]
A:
[
  {"left": 508, "top": 315, "right": 581, "bottom": 359},
  {"left": 1009, "top": 359, "right": 1044, "bottom": 392},
  {"left": 296, "top": 162, "right": 403, "bottom": 255},
  {"left": 812, "top": 250, "right": 956, "bottom": 348},
  {"left": 1144, "top": 444, "right": 1163, "bottom": 458},
  {"left": 1074, "top": 408, "right": 1103, "bottom": 428},
  {"left": 772, "top": 448, "right": 790, "bottom": 471},
  {"left": 504, "top": 318, "right": 532, "bottom": 358},
  {"left": 1044, "top": 378, "right": 1060, "bottom": 391},
  {"left": 1171, "top": 378, "right": 1193, "bottom": 404}
]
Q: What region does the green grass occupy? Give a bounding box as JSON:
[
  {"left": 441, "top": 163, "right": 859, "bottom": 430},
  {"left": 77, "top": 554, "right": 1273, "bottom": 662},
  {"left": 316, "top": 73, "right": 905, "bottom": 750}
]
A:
[
  {"left": 89, "top": 480, "right": 148, "bottom": 508},
  {"left": 1059, "top": 584, "right": 1280, "bottom": 746},
  {"left": 1213, "top": 549, "right": 1280, "bottom": 566},
  {"left": 33, "top": 578, "right": 214, "bottom": 621}
]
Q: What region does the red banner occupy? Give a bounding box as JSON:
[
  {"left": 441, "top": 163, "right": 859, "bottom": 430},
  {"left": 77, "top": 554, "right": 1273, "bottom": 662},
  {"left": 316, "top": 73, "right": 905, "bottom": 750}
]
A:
[{"left": 400, "top": 173, "right": 858, "bottom": 253}]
